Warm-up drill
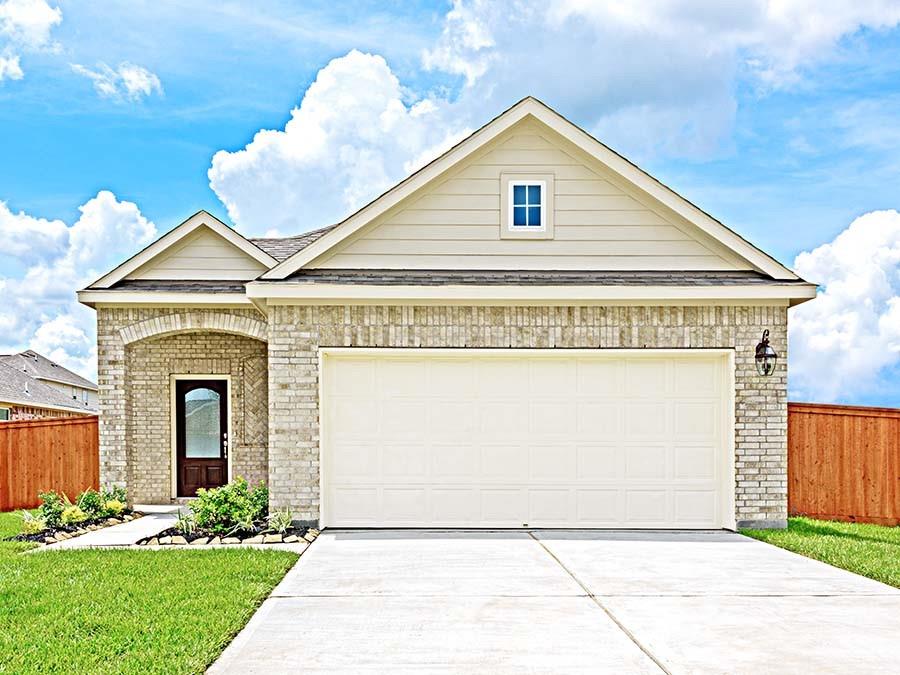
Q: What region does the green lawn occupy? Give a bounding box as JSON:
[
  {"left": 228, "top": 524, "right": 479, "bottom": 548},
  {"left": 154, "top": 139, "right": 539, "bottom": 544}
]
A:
[
  {"left": 742, "top": 516, "right": 900, "bottom": 589},
  {"left": 0, "top": 511, "right": 298, "bottom": 674}
]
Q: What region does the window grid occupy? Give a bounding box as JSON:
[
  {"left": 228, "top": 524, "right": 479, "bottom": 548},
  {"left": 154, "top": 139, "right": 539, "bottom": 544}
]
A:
[{"left": 511, "top": 182, "right": 543, "bottom": 228}]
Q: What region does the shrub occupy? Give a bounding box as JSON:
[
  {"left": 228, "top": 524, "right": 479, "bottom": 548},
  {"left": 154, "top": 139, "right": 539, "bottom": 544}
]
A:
[
  {"left": 103, "top": 485, "right": 127, "bottom": 504},
  {"left": 76, "top": 489, "right": 105, "bottom": 519},
  {"left": 266, "top": 509, "right": 293, "bottom": 534},
  {"left": 190, "top": 477, "right": 268, "bottom": 535},
  {"left": 175, "top": 513, "right": 195, "bottom": 536},
  {"left": 38, "top": 491, "right": 67, "bottom": 528},
  {"left": 104, "top": 500, "right": 125, "bottom": 516},
  {"left": 61, "top": 505, "right": 87, "bottom": 525},
  {"left": 19, "top": 511, "right": 47, "bottom": 535}
]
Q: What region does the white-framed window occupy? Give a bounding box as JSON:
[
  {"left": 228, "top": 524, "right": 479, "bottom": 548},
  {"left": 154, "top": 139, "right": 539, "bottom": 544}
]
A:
[
  {"left": 509, "top": 181, "right": 545, "bottom": 229},
  {"left": 500, "top": 172, "right": 554, "bottom": 240},
  {"left": 72, "top": 386, "right": 77, "bottom": 400},
  {"left": 0, "top": 407, "right": 9, "bottom": 421},
  {"left": 82, "top": 389, "right": 89, "bottom": 405}
]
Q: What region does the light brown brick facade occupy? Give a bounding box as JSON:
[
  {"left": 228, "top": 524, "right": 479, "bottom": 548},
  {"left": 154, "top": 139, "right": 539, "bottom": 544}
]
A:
[{"left": 97, "top": 303, "right": 788, "bottom": 528}]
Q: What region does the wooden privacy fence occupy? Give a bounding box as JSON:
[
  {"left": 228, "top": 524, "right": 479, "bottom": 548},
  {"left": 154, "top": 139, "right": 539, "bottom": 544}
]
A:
[
  {"left": 0, "top": 416, "right": 99, "bottom": 511},
  {"left": 789, "top": 402, "right": 900, "bottom": 526}
]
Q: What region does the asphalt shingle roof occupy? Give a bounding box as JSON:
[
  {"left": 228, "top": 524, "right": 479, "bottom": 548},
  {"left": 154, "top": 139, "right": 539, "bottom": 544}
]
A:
[
  {"left": 249, "top": 224, "right": 336, "bottom": 261},
  {"left": 277, "top": 269, "right": 805, "bottom": 286},
  {"left": 0, "top": 360, "right": 96, "bottom": 412},
  {"left": 0, "top": 351, "right": 97, "bottom": 390}
]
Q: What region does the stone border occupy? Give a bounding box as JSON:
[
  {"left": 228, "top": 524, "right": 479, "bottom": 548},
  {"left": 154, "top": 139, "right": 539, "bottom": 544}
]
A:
[
  {"left": 25, "top": 513, "right": 144, "bottom": 546},
  {"left": 138, "top": 528, "right": 319, "bottom": 547}
]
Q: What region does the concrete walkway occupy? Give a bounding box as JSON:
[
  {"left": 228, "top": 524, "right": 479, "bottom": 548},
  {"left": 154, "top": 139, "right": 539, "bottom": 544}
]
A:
[
  {"left": 43, "top": 506, "right": 179, "bottom": 550},
  {"left": 209, "top": 530, "right": 900, "bottom": 674}
]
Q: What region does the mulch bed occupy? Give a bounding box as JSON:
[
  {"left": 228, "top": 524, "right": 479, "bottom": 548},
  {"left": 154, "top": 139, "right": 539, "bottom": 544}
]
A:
[
  {"left": 137, "top": 525, "right": 316, "bottom": 546},
  {"left": 12, "top": 512, "right": 144, "bottom": 545}
]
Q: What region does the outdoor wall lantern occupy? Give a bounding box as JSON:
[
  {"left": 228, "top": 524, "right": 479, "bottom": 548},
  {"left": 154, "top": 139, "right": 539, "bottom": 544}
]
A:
[{"left": 755, "top": 329, "right": 778, "bottom": 376}]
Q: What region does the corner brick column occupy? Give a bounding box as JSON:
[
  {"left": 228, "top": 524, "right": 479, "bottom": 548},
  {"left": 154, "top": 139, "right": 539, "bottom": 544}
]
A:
[{"left": 96, "top": 314, "right": 129, "bottom": 493}]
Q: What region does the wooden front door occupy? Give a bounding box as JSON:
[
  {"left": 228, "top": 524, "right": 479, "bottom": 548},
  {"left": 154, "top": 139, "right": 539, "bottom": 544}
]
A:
[{"left": 176, "top": 379, "right": 228, "bottom": 497}]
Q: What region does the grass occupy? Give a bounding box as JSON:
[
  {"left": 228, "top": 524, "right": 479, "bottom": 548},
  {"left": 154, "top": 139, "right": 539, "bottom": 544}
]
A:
[
  {"left": 0, "top": 511, "right": 298, "bottom": 674},
  {"left": 742, "top": 516, "right": 900, "bottom": 589}
]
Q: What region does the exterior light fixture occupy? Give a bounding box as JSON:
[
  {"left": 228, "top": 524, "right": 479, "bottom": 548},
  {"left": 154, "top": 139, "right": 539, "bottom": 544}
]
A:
[{"left": 755, "top": 329, "right": 778, "bottom": 376}]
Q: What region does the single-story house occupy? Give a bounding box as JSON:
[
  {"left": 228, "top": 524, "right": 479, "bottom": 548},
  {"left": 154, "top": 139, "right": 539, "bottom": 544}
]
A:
[
  {"left": 0, "top": 351, "right": 99, "bottom": 421},
  {"left": 78, "top": 97, "right": 816, "bottom": 529}
]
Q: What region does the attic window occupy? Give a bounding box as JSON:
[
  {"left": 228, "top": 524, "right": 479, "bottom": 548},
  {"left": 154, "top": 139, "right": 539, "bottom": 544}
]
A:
[
  {"left": 510, "top": 182, "right": 544, "bottom": 229},
  {"left": 500, "top": 172, "right": 554, "bottom": 240}
]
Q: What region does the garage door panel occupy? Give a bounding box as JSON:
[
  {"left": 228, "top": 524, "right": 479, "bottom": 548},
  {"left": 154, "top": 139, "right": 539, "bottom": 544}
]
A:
[{"left": 322, "top": 351, "right": 730, "bottom": 529}]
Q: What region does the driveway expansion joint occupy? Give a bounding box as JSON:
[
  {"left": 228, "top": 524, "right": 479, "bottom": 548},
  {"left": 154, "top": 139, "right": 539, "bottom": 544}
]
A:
[{"left": 528, "top": 531, "right": 671, "bottom": 675}]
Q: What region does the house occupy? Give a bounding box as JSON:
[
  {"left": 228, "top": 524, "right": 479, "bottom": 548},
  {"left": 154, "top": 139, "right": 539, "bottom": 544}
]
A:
[
  {"left": 0, "top": 351, "right": 99, "bottom": 421},
  {"left": 78, "top": 97, "right": 816, "bottom": 529}
]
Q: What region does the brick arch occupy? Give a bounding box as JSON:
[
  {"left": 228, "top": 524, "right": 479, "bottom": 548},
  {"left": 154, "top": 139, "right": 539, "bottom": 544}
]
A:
[{"left": 118, "top": 311, "right": 267, "bottom": 345}]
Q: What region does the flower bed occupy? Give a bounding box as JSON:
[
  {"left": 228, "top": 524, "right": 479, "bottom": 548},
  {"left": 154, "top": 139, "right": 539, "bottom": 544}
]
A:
[
  {"left": 134, "top": 477, "right": 316, "bottom": 547},
  {"left": 9, "top": 487, "right": 141, "bottom": 546}
]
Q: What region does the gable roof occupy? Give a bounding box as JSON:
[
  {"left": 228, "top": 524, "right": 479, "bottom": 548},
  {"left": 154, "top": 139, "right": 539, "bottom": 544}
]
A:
[
  {"left": 89, "top": 210, "right": 279, "bottom": 289},
  {"left": 261, "top": 97, "right": 798, "bottom": 281},
  {"left": 0, "top": 361, "right": 97, "bottom": 413},
  {"left": 0, "top": 351, "right": 97, "bottom": 390}
]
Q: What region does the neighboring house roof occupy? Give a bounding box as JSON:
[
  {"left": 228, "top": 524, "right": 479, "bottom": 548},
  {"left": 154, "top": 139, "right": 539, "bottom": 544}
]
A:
[
  {"left": 0, "top": 351, "right": 97, "bottom": 391},
  {"left": 0, "top": 361, "right": 97, "bottom": 413}
]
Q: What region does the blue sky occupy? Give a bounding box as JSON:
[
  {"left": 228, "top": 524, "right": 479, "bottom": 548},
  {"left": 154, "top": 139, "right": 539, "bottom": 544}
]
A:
[{"left": 2, "top": 0, "right": 900, "bottom": 406}]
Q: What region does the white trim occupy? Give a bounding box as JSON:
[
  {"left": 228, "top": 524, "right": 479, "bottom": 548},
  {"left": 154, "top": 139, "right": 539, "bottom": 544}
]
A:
[
  {"left": 318, "top": 347, "right": 737, "bottom": 529},
  {"left": 246, "top": 281, "right": 817, "bottom": 306},
  {"left": 169, "top": 374, "right": 232, "bottom": 499},
  {"left": 508, "top": 179, "right": 546, "bottom": 230},
  {"left": 0, "top": 398, "right": 94, "bottom": 415},
  {"left": 90, "top": 211, "right": 278, "bottom": 289},
  {"left": 77, "top": 290, "right": 253, "bottom": 307},
  {"left": 34, "top": 375, "right": 98, "bottom": 392},
  {"left": 263, "top": 98, "right": 799, "bottom": 280}
]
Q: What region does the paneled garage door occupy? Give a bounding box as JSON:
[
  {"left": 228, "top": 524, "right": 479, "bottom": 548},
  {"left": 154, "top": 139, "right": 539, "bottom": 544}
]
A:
[{"left": 321, "top": 350, "right": 733, "bottom": 529}]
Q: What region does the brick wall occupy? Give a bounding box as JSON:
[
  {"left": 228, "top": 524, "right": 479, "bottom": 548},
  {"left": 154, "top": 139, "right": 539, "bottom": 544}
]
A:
[
  {"left": 96, "top": 308, "right": 268, "bottom": 504},
  {"left": 98, "top": 304, "right": 788, "bottom": 528},
  {"left": 267, "top": 305, "right": 788, "bottom": 529}
]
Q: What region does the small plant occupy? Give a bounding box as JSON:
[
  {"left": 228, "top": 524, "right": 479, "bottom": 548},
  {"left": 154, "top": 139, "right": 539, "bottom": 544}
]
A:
[
  {"left": 175, "top": 513, "right": 196, "bottom": 536},
  {"left": 38, "top": 490, "right": 67, "bottom": 528},
  {"left": 61, "top": 505, "right": 88, "bottom": 525},
  {"left": 76, "top": 489, "right": 105, "bottom": 519},
  {"left": 104, "top": 499, "right": 125, "bottom": 516},
  {"left": 103, "top": 485, "right": 127, "bottom": 504},
  {"left": 19, "top": 511, "right": 47, "bottom": 535},
  {"left": 190, "top": 477, "right": 268, "bottom": 535},
  {"left": 266, "top": 509, "right": 293, "bottom": 534}
]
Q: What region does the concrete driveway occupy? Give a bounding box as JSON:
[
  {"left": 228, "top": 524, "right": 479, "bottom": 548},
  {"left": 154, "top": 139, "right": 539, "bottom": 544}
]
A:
[{"left": 210, "top": 530, "right": 900, "bottom": 674}]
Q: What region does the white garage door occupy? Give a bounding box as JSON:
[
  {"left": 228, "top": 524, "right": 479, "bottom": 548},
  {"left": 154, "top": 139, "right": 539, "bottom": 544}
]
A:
[{"left": 321, "top": 350, "right": 732, "bottom": 529}]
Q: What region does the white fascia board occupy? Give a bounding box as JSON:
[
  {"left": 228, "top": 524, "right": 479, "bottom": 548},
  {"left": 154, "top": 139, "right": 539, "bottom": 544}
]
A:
[
  {"left": 77, "top": 290, "right": 253, "bottom": 307},
  {"left": 262, "top": 97, "right": 798, "bottom": 281},
  {"left": 245, "top": 281, "right": 818, "bottom": 306},
  {"left": 89, "top": 211, "right": 278, "bottom": 289},
  {"left": 35, "top": 376, "right": 99, "bottom": 392},
  {"left": 0, "top": 398, "right": 95, "bottom": 414}
]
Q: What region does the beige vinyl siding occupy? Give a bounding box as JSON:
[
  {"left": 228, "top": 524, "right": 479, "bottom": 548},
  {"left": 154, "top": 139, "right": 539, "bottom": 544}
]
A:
[
  {"left": 129, "top": 226, "right": 268, "bottom": 280},
  {"left": 313, "top": 121, "right": 749, "bottom": 271}
]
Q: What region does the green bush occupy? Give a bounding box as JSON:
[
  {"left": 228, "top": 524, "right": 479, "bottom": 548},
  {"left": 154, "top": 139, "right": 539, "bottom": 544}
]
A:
[
  {"left": 38, "top": 491, "right": 67, "bottom": 528},
  {"left": 103, "top": 485, "right": 127, "bottom": 504},
  {"left": 104, "top": 500, "right": 125, "bottom": 516},
  {"left": 175, "top": 513, "right": 196, "bottom": 536},
  {"left": 189, "top": 477, "right": 268, "bottom": 535},
  {"left": 20, "top": 511, "right": 47, "bottom": 535},
  {"left": 61, "top": 505, "right": 87, "bottom": 525},
  {"left": 76, "top": 489, "right": 105, "bottom": 519}
]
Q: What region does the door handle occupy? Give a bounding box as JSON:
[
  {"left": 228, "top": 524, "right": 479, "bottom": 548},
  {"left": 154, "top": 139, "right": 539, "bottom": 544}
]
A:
[{"left": 222, "top": 432, "right": 228, "bottom": 459}]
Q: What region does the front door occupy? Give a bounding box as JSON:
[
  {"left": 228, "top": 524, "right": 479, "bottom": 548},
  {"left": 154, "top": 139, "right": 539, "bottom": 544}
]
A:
[{"left": 176, "top": 379, "right": 228, "bottom": 497}]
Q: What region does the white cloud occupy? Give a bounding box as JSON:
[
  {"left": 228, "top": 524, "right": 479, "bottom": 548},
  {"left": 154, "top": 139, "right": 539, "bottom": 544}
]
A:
[
  {"left": 209, "top": 49, "right": 461, "bottom": 235},
  {"left": 0, "top": 191, "right": 156, "bottom": 380},
  {"left": 71, "top": 61, "right": 163, "bottom": 102},
  {"left": 422, "top": 0, "right": 900, "bottom": 158},
  {"left": 0, "top": 52, "right": 21, "bottom": 79},
  {"left": 789, "top": 210, "right": 900, "bottom": 402},
  {"left": 0, "top": 0, "right": 61, "bottom": 81}
]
